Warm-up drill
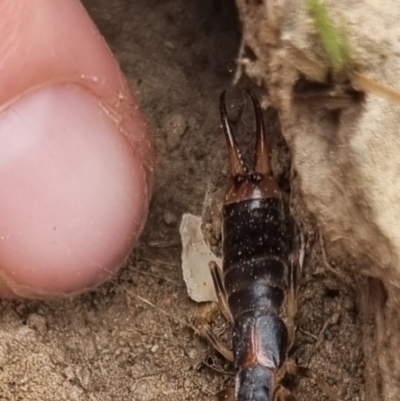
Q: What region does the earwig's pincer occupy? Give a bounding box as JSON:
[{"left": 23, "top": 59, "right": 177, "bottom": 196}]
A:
[{"left": 220, "top": 92, "right": 280, "bottom": 205}]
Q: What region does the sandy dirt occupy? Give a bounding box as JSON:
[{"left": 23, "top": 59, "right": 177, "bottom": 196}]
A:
[{"left": 0, "top": 1, "right": 366, "bottom": 400}]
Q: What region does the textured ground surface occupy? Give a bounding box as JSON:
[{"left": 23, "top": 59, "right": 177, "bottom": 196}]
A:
[{"left": 0, "top": 1, "right": 366, "bottom": 400}]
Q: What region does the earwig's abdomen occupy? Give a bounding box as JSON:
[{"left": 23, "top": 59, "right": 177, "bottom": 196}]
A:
[
  {"left": 222, "top": 198, "right": 290, "bottom": 319},
  {"left": 222, "top": 197, "right": 291, "bottom": 378}
]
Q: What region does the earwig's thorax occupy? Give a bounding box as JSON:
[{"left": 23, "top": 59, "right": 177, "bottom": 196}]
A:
[{"left": 224, "top": 175, "right": 281, "bottom": 205}]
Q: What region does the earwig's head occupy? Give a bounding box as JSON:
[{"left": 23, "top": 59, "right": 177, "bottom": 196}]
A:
[
  {"left": 219, "top": 91, "right": 281, "bottom": 205},
  {"left": 236, "top": 365, "right": 273, "bottom": 401}
]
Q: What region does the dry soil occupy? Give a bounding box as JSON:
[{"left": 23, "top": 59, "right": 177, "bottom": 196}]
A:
[{"left": 0, "top": 1, "right": 365, "bottom": 400}]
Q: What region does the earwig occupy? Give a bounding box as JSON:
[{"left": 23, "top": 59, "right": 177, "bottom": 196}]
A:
[{"left": 206, "top": 91, "right": 339, "bottom": 401}]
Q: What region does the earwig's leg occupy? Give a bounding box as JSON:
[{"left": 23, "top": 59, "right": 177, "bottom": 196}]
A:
[
  {"left": 202, "top": 354, "right": 233, "bottom": 375},
  {"left": 198, "top": 323, "right": 234, "bottom": 363},
  {"left": 209, "top": 261, "right": 234, "bottom": 324},
  {"left": 201, "top": 262, "right": 234, "bottom": 364},
  {"left": 286, "top": 360, "right": 341, "bottom": 401},
  {"left": 210, "top": 386, "right": 235, "bottom": 401},
  {"left": 274, "top": 385, "right": 298, "bottom": 401}
]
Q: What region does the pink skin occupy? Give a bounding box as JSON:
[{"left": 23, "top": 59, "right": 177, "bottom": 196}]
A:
[{"left": 0, "top": 1, "right": 153, "bottom": 298}]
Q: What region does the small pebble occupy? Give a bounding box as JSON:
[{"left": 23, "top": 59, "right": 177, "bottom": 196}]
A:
[
  {"left": 164, "top": 113, "right": 186, "bottom": 150},
  {"left": 324, "top": 327, "right": 335, "bottom": 341},
  {"left": 151, "top": 344, "right": 159, "bottom": 353},
  {"left": 163, "top": 211, "right": 177, "bottom": 227},
  {"left": 342, "top": 295, "right": 355, "bottom": 311},
  {"left": 187, "top": 347, "right": 199, "bottom": 360},
  {"left": 27, "top": 313, "right": 48, "bottom": 336}
]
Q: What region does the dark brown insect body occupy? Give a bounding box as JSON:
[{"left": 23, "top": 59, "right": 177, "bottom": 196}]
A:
[
  {"left": 224, "top": 198, "right": 292, "bottom": 401},
  {"left": 214, "top": 92, "right": 296, "bottom": 401}
]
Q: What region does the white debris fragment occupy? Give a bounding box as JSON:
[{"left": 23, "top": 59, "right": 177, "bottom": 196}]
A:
[{"left": 179, "top": 213, "right": 222, "bottom": 303}]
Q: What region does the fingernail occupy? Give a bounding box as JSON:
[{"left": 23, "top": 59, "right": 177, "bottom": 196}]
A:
[{"left": 0, "top": 84, "right": 149, "bottom": 298}]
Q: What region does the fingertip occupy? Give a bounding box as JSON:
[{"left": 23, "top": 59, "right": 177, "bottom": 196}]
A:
[{"left": 0, "top": 0, "right": 154, "bottom": 298}]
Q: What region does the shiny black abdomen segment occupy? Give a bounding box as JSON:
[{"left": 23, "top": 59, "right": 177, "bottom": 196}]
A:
[
  {"left": 233, "top": 312, "right": 288, "bottom": 370},
  {"left": 222, "top": 198, "right": 291, "bottom": 319},
  {"left": 222, "top": 198, "right": 290, "bottom": 267},
  {"left": 227, "top": 280, "right": 285, "bottom": 318},
  {"left": 224, "top": 258, "right": 287, "bottom": 293},
  {"left": 236, "top": 365, "right": 274, "bottom": 401}
]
